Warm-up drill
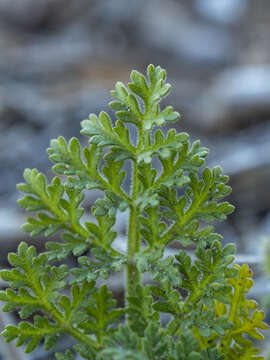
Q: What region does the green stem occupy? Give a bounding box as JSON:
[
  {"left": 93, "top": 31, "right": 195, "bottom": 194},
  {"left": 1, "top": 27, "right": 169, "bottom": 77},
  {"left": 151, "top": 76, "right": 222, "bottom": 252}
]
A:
[
  {"left": 126, "top": 130, "right": 143, "bottom": 325},
  {"left": 126, "top": 164, "right": 141, "bottom": 301}
]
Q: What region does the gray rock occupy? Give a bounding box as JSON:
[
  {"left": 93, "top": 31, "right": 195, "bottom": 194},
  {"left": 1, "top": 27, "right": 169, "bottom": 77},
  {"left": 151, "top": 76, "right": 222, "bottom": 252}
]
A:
[
  {"left": 0, "top": 25, "right": 93, "bottom": 79},
  {"left": 0, "top": 0, "right": 94, "bottom": 31},
  {"left": 248, "top": 276, "right": 270, "bottom": 298},
  {"left": 0, "top": 78, "right": 111, "bottom": 205},
  {"left": 194, "top": 65, "right": 270, "bottom": 131},
  {"left": 207, "top": 122, "right": 270, "bottom": 216},
  {"left": 195, "top": 0, "right": 248, "bottom": 25},
  {"left": 209, "top": 122, "right": 270, "bottom": 175},
  {"left": 0, "top": 208, "right": 28, "bottom": 260},
  {"left": 139, "top": 0, "right": 234, "bottom": 65}
]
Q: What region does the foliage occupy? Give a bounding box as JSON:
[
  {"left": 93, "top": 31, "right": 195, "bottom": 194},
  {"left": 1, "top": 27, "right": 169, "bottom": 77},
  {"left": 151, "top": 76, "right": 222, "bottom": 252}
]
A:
[{"left": 0, "top": 65, "right": 267, "bottom": 359}]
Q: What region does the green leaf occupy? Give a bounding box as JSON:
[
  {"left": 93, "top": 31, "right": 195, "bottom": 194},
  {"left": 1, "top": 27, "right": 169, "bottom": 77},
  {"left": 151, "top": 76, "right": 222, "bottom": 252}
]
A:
[
  {"left": 81, "top": 112, "right": 135, "bottom": 159},
  {"left": 136, "top": 247, "right": 181, "bottom": 288},
  {"left": 56, "top": 350, "right": 76, "bottom": 360},
  {"left": 71, "top": 247, "right": 126, "bottom": 283},
  {"left": 137, "top": 129, "right": 189, "bottom": 165},
  {"left": 17, "top": 169, "right": 89, "bottom": 240},
  {"left": 110, "top": 64, "right": 180, "bottom": 132},
  {"left": 219, "top": 264, "right": 268, "bottom": 357},
  {"left": 73, "top": 343, "right": 96, "bottom": 360},
  {"left": 78, "top": 285, "right": 123, "bottom": 342},
  {"left": 48, "top": 137, "right": 103, "bottom": 190},
  {"left": 46, "top": 232, "right": 90, "bottom": 261},
  {"left": 100, "top": 326, "right": 143, "bottom": 360},
  {"left": 86, "top": 213, "right": 117, "bottom": 248},
  {"left": 126, "top": 285, "right": 154, "bottom": 337},
  {"left": 142, "top": 322, "right": 168, "bottom": 360},
  {"left": 1, "top": 315, "right": 60, "bottom": 353},
  {"left": 201, "top": 348, "right": 225, "bottom": 360},
  {"left": 158, "top": 166, "right": 234, "bottom": 247}
]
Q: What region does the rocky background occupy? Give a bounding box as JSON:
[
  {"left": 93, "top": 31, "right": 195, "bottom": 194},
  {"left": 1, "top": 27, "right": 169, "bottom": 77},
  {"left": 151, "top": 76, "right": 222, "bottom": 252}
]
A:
[{"left": 0, "top": 0, "right": 270, "bottom": 358}]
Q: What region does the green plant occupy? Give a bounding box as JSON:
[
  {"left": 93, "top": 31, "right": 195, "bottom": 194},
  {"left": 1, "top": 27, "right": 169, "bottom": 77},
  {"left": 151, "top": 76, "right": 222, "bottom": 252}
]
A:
[{"left": 0, "top": 65, "right": 267, "bottom": 359}]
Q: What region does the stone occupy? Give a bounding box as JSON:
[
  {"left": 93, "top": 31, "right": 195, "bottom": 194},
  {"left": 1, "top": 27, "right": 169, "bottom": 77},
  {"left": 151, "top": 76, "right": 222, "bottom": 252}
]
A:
[
  {"left": 194, "top": 66, "right": 270, "bottom": 131},
  {"left": 195, "top": 0, "right": 248, "bottom": 25},
  {"left": 138, "top": 0, "right": 234, "bottom": 65}
]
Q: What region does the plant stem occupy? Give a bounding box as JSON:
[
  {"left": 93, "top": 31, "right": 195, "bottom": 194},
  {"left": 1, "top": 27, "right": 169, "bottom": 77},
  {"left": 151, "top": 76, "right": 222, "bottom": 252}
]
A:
[
  {"left": 126, "top": 163, "right": 141, "bottom": 303},
  {"left": 126, "top": 133, "right": 142, "bottom": 325}
]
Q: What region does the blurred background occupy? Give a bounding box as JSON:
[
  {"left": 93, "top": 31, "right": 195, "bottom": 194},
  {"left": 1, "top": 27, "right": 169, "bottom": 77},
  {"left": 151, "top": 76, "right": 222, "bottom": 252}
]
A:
[{"left": 0, "top": 0, "right": 270, "bottom": 358}]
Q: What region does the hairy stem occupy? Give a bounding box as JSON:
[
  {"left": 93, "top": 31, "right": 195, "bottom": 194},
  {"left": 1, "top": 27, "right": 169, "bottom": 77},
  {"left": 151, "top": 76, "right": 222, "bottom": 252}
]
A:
[
  {"left": 126, "top": 130, "right": 143, "bottom": 325},
  {"left": 126, "top": 162, "right": 141, "bottom": 317}
]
